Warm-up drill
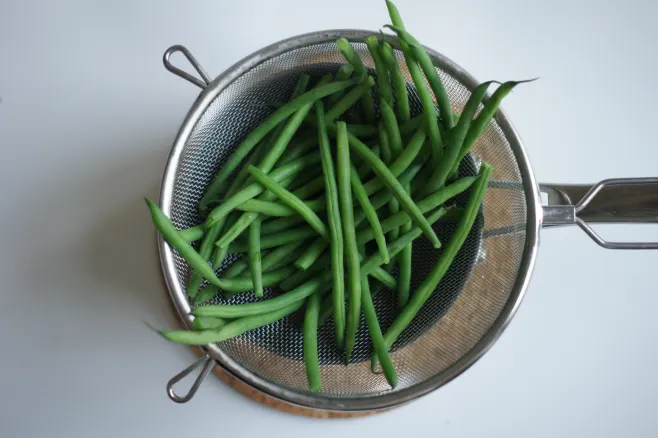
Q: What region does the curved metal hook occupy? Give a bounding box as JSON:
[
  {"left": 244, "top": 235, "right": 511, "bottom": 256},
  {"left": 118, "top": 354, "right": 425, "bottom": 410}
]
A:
[
  {"left": 166, "top": 354, "right": 215, "bottom": 403},
  {"left": 163, "top": 45, "right": 212, "bottom": 89}
]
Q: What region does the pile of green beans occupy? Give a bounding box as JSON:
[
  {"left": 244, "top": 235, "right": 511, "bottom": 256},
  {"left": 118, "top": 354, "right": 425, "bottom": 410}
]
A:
[{"left": 146, "top": 0, "right": 533, "bottom": 393}]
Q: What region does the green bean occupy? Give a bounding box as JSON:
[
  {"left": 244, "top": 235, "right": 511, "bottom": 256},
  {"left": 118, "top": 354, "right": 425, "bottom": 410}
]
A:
[
  {"left": 193, "top": 284, "right": 219, "bottom": 306},
  {"left": 236, "top": 198, "right": 325, "bottom": 217},
  {"left": 336, "top": 122, "right": 361, "bottom": 360},
  {"left": 218, "top": 266, "right": 296, "bottom": 293},
  {"left": 193, "top": 273, "right": 330, "bottom": 318},
  {"left": 159, "top": 299, "right": 305, "bottom": 345},
  {"left": 380, "top": 99, "right": 403, "bottom": 156},
  {"left": 192, "top": 316, "right": 227, "bottom": 330},
  {"left": 247, "top": 166, "right": 328, "bottom": 238},
  {"left": 198, "top": 76, "right": 363, "bottom": 212},
  {"left": 350, "top": 164, "right": 389, "bottom": 264},
  {"left": 450, "top": 80, "right": 536, "bottom": 176},
  {"left": 228, "top": 228, "right": 318, "bottom": 253},
  {"left": 281, "top": 257, "right": 328, "bottom": 291},
  {"left": 303, "top": 291, "right": 322, "bottom": 392},
  {"left": 361, "top": 276, "right": 397, "bottom": 388},
  {"left": 384, "top": 4, "right": 442, "bottom": 165},
  {"left": 206, "top": 151, "right": 321, "bottom": 226},
  {"left": 291, "top": 174, "right": 326, "bottom": 200},
  {"left": 399, "top": 115, "right": 422, "bottom": 138},
  {"left": 185, "top": 221, "right": 224, "bottom": 298},
  {"left": 380, "top": 41, "right": 410, "bottom": 122},
  {"left": 363, "top": 124, "right": 427, "bottom": 195},
  {"left": 345, "top": 123, "right": 378, "bottom": 138},
  {"left": 318, "top": 281, "right": 386, "bottom": 328},
  {"left": 397, "top": 183, "right": 412, "bottom": 308},
  {"left": 327, "top": 64, "right": 355, "bottom": 107},
  {"left": 356, "top": 176, "right": 478, "bottom": 244},
  {"left": 426, "top": 81, "right": 495, "bottom": 192},
  {"left": 145, "top": 198, "right": 223, "bottom": 287},
  {"left": 345, "top": 131, "right": 440, "bottom": 248},
  {"left": 372, "top": 163, "right": 493, "bottom": 369},
  {"left": 279, "top": 135, "right": 317, "bottom": 165},
  {"left": 385, "top": 24, "right": 454, "bottom": 129},
  {"left": 260, "top": 215, "right": 307, "bottom": 235},
  {"left": 247, "top": 219, "right": 263, "bottom": 297},
  {"left": 295, "top": 239, "right": 329, "bottom": 270},
  {"left": 325, "top": 76, "right": 375, "bottom": 122},
  {"left": 356, "top": 144, "right": 380, "bottom": 180},
  {"left": 370, "top": 266, "right": 397, "bottom": 289},
  {"left": 377, "top": 122, "right": 401, "bottom": 247},
  {"left": 365, "top": 36, "right": 393, "bottom": 105},
  {"left": 336, "top": 38, "right": 376, "bottom": 124},
  {"left": 178, "top": 225, "right": 204, "bottom": 242},
  {"left": 226, "top": 241, "right": 306, "bottom": 279}
]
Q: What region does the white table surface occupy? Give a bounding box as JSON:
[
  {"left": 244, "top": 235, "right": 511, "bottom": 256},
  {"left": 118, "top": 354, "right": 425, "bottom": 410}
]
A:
[{"left": 2, "top": 0, "right": 657, "bottom": 436}]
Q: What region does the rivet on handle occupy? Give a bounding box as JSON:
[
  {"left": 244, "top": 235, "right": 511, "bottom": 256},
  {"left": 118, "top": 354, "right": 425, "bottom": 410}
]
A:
[
  {"left": 163, "top": 45, "right": 212, "bottom": 89},
  {"left": 166, "top": 354, "right": 215, "bottom": 403}
]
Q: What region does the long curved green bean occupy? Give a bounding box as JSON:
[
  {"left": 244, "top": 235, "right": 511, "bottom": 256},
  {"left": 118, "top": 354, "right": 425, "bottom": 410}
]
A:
[
  {"left": 350, "top": 164, "right": 389, "bottom": 264},
  {"left": 327, "top": 64, "right": 355, "bottom": 107},
  {"left": 450, "top": 80, "right": 536, "bottom": 176},
  {"left": 229, "top": 228, "right": 317, "bottom": 254},
  {"left": 385, "top": 24, "right": 454, "bottom": 130},
  {"left": 426, "top": 81, "right": 495, "bottom": 192},
  {"left": 372, "top": 163, "right": 493, "bottom": 369},
  {"left": 365, "top": 36, "right": 393, "bottom": 105},
  {"left": 206, "top": 151, "right": 321, "bottom": 226},
  {"left": 193, "top": 274, "right": 329, "bottom": 318},
  {"left": 336, "top": 122, "right": 361, "bottom": 359},
  {"left": 361, "top": 276, "right": 397, "bottom": 388},
  {"left": 384, "top": 4, "right": 442, "bottom": 165},
  {"left": 325, "top": 76, "right": 375, "bottom": 122},
  {"left": 247, "top": 166, "right": 328, "bottom": 238},
  {"left": 247, "top": 219, "right": 263, "bottom": 297},
  {"left": 198, "top": 76, "right": 363, "bottom": 212},
  {"left": 303, "top": 291, "right": 322, "bottom": 392},
  {"left": 380, "top": 41, "right": 410, "bottom": 122},
  {"left": 345, "top": 131, "right": 440, "bottom": 248},
  {"left": 158, "top": 299, "right": 305, "bottom": 345},
  {"left": 336, "top": 38, "right": 376, "bottom": 123},
  {"left": 178, "top": 225, "right": 204, "bottom": 242},
  {"left": 145, "top": 198, "right": 223, "bottom": 287}
]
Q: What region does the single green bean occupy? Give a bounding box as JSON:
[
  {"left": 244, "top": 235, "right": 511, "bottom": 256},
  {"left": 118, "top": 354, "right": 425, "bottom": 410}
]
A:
[
  {"left": 247, "top": 166, "right": 328, "bottom": 238},
  {"left": 186, "top": 221, "right": 224, "bottom": 298},
  {"left": 356, "top": 144, "right": 380, "bottom": 180},
  {"left": 192, "top": 284, "right": 219, "bottom": 306},
  {"left": 364, "top": 36, "right": 393, "bottom": 105},
  {"left": 398, "top": 183, "right": 412, "bottom": 308},
  {"left": 179, "top": 225, "right": 204, "bottom": 242},
  {"left": 198, "top": 76, "right": 363, "bottom": 212},
  {"left": 385, "top": 24, "right": 454, "bottom": 129},
  {"left": 384, "top": 3, "right": 442, "bottom": 165},
  {"left": 192, "top": 316, "right": 227, "bottom": 330},
  {"left": 325, "top": 76, "right": 375, "bottom": 122},
  {"left": 336, "top": 38, "right": 376, "bottom": 124},
  {"left": 303, "top": 291, "right": 322, "bottom": 392},
  {"left": 377, "top": 122, "right": 400, "bottom": 247},
  {"left": 350, "top": 164, "right": 389, "bottom": 264},
  {"left": 399, "top": 115, "right": 422, "bottom": 138},
  {"left": 372, "top": 163, "right": 493, "bottom": 369},
  {"left": 295, "top": 239, "right": 329, "bottom": 270},
  {"left": 291, "top": 174, "right": 326, "bottom": 200},
  {"left": 260, "top": 215, "right": 307, "bottom": 235},
  {"left": 158, "top": 299, "right": 305, "bottom": 345},
  {"left": 236, "top": 198, "right": 325, "bottom": 217},
  {"left": 370, "top": 266, "right": 397, "bottom": 289},
  {"left": 217, "top": 266, "right": 296, "bottom": 293},
  {"left": 247, "top": 219, "right": 263, "bottom": 297},
  {"left": 426, "top": 81, "right": 495, "bottom": 192},
  {"left": 206, "top": 152, "right": 321, "bottom": 226},
  {"left": 361, "top": 276, "right": 398, "bottom": 388},
  {"left": 380, "top": 41, "right": 410, "bottom": 122},
  {"left": 380, "top": 99, "right": 403, "bottom": 156},
  {"left": 450, "top": 80, "right": 536, "bottom": 176},
  {"left": 228, "top": 228, "right": 318, "bottom": 253},
  {"left": 193, "top": 274, "right": 329, "bottom": 318},
  {"left": 336, "top": 122, "right": 361, "bottom": 360},
  {"left": 345, "top": 131, "right": 440, "bottom": 248},
  {"left": 327, "top": 64, "right": 355, "bottom": 107},
  {"left": 279, "top": 135, "right": 317, "bottom": 165},
  {"left": 145, "top": 198, "right": 223, "bottom": 287}
]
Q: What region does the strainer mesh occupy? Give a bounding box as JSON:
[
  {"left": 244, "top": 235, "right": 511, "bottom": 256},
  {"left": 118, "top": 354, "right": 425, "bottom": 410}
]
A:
[{"left": 168, "top": 41, "right": 527, "bottom": 398}]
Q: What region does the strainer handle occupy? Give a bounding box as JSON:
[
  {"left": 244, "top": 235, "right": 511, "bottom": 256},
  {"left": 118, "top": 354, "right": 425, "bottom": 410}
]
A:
[
  {"left": 540, "top": 177, "right": 658, "bottom": 249},
  {"left": 163, "top": 45, "right": 212, "bottom": 89},
  {"left": 166, "top": 354, "right": 215, "bottom": 403}
]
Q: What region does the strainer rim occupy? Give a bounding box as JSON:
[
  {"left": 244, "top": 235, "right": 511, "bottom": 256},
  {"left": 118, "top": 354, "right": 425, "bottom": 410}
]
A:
[{"left": 157, "top": 29, "right": 542, "bottom": 411}]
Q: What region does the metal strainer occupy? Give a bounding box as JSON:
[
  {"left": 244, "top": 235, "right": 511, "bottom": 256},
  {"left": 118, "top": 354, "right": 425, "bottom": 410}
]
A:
[{"left": 157, "top": 30, "right": 658, "bottom": 411}]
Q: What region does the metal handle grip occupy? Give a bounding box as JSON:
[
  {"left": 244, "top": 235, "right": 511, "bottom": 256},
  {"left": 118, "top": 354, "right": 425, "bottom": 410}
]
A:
[
  {"left": 540, "top": 177, "right": 658, "bottom": 249},
  {"left": 166, "top": 355, "right": 215, "bottom": 403},
  {"left": 163, "top": 45, "right": 211, "bottom": 89}
]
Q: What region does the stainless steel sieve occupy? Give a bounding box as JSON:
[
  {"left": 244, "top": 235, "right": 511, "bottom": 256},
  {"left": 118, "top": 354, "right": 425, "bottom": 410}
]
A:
[{"left": 157, "top": 31, "right": 658, "bottom": 411}]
